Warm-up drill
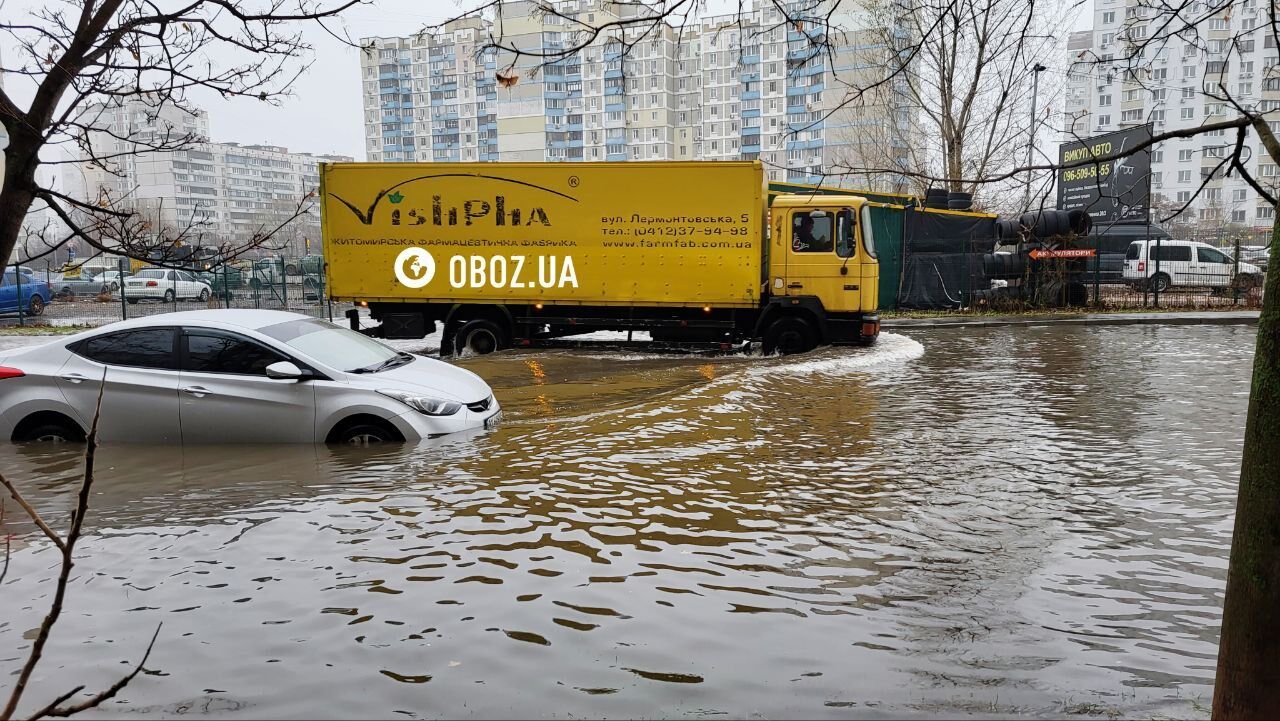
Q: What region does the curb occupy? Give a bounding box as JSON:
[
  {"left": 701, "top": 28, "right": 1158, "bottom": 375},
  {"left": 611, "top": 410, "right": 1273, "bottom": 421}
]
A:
[{"left": 882, "top": 311, "right": 1260, "bottom": 330}]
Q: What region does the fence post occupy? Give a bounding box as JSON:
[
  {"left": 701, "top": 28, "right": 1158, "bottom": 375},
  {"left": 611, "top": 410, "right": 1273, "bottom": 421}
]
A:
[
  {"left": 1152, "top": 223, "right": 1160, "bottom": 309},
  {"left": 1093, "top": 228, "right": 1101, "bottom": 308},
  {"left": 281, "top": 257, "right": 289, "bottom": 311},
  {"left": 119, "top": 257, "right": 128, "bottom": 320},
  {"left": 223, "top": 263, "right": 231, "bottom": 308},
  {"left": 172, "top": 268, "right": 179, "bottom": 310},
  {"left": 14, "top": 264, "right": 24, "bottom": 327},
  {"left": 1234, "top": 235, "right": 1242, "bottom": 306}
]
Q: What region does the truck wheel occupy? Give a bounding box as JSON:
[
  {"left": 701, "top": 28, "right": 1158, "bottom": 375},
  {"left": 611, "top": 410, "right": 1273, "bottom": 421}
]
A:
[
  {"left": 762, "top": 316, "right": 817, "bottom": 355},
  {"left": 454, "top": 319, "right": 507, "bottom": 356}
]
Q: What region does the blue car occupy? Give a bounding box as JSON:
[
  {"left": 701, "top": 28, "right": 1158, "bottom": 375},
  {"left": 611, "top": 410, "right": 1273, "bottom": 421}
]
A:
[{"left": 0, "top": 270, "right": 51, "bottom": 316}]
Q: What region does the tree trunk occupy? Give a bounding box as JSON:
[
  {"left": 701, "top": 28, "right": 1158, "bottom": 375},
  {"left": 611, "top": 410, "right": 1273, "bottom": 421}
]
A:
[
  {"left": 1213, "top": 212, "right": 1280, "bottom": 719},
  {"left": 1, "top": 139, "right": 39, "bottom": 268}
]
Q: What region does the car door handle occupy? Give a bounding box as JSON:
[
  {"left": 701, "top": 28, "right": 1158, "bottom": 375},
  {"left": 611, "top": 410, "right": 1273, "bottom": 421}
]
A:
[
  {"left": 787, "top": 283, "right": 804, "bottom": 289},
  {"left": 59, "top": 373, "right": 90, "bottom": 383},
  {"left": 181, "top": 386, "right": 212, "bottom": 398}
]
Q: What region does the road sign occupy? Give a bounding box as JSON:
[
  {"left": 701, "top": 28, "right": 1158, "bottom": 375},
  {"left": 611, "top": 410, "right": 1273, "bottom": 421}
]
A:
[
  {"left": 1056, "top": 124, "right": 1152, "bottom": 224},
  {"left": 1029, "top": 248, "right": 1097, "bottom": 260}
]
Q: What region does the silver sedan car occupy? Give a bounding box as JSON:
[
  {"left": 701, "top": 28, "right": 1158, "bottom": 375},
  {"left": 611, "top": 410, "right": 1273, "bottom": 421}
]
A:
[{"left": 0, "top": 310, "right": 500, "bottom": 444}]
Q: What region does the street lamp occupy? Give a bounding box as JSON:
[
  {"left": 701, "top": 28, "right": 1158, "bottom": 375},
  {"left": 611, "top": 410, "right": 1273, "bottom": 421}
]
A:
[{"left": 1024, "top": 63, "right": 1048, "bottom": 210}]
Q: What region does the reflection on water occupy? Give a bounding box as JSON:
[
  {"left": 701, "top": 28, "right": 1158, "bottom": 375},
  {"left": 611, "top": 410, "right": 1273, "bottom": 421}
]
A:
[{"left": 0, "top": 327, "right": 1249, "bottom": 718}]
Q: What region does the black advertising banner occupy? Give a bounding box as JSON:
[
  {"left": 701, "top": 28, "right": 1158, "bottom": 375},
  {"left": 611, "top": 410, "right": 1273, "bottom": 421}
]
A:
[{"left": 1056, "top": 124, "right": 1152, "bottom": 223}]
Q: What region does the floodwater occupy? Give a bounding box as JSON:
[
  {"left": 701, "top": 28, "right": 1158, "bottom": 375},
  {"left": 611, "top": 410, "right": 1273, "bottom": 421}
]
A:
[{"left": 0, "top": 324, "right": 1252, "bottom": 719}]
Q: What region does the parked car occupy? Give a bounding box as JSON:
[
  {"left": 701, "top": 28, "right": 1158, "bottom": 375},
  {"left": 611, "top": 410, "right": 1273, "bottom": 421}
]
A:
[
  {"left": 248, "top": 258, "right": 286, "bottom": 289},
  {"left": 123, "top": 268, "right": 212, "bottom": 304},
  {"left": 94, "top": 270, "right": 129, "bottom": 292},
  {"left": 48, "top": 273, "right": 109, "bottom": 299},
  {"left": 1123, "top": 239, "right": 1264, "bottom": 292},
  {"left": 0, "top": 310, "right": 500, "bottom": 444},
  {"left": 197, "top": 266, "right": 246, "bottom": 294},
  {"left": 1239, "top": 245, "right": 1270, "bottom": 272},
  {"left": 284, "top": 255, "right": 324, "bottom": 276},
  {"left": 0, "top": 271, "right": 51, "bottom": 316}
]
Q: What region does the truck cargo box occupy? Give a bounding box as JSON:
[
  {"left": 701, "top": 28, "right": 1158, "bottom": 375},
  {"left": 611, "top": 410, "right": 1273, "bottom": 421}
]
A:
[{"left": 321, "top": 161, "right": 767, "bottom": 308}]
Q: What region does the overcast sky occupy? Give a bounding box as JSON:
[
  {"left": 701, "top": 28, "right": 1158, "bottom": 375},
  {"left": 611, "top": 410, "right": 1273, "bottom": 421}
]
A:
[
  {"left": 0, "top": 0, "right": 454, "bottom": 161},
  {"left": 2, "top": 0, "right": 1088, "bottom": 164}
]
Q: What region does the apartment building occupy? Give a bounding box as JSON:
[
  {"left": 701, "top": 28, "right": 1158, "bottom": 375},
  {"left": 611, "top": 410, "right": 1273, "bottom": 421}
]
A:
[
  {"left": 63, "top": 99, "right": 351, "bottom": 254},
  {"left": 1063, "top": 0, "right": 1277, "bottom": 233},
  {"left": 359, "top": 0, "right": 910, "bottom": 188}
]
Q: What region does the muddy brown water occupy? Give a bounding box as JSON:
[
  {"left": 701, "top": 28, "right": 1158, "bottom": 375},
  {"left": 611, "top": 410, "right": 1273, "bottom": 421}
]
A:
[{"left": 0, "top": 325, "right": 1252, "bottom": 718}]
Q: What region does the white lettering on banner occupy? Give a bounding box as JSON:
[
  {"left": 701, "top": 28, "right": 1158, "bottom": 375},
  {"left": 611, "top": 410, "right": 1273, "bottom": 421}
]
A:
[{"left": 396, "top": 248, "right": 578, "bottom": 290}]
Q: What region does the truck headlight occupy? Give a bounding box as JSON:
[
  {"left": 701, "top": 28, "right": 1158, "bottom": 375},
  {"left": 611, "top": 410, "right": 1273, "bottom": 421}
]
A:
[{"left": 378, "top": 390, "right": 462, "bottom": 416}]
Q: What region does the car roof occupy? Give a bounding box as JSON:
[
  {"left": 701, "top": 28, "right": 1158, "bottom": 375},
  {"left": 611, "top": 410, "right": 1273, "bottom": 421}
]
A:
[{"left": 81, "top": 310, "right": 321, "bottom": 334}]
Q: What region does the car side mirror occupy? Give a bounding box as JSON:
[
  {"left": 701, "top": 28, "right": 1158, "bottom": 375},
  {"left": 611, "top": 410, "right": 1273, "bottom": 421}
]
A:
[{"left": 265, "top": 361, "right": 305, "bottom": 380}]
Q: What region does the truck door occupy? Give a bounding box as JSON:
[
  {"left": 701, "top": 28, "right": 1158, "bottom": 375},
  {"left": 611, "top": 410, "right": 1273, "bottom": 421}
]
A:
[{"left": 785, "top": 208, "right": 861, "bottom": 313}]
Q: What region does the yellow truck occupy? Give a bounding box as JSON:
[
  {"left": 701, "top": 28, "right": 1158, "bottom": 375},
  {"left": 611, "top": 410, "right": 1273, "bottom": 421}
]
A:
[{"left": 321, "top": 161, "right": 879, "bottom": 355}]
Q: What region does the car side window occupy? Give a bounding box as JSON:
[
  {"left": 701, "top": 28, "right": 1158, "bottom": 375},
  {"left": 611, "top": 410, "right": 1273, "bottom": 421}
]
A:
[
  {"left": 75, "top": 329, "right": 178, "bottom": 369},
  {"left": 1198, "top": 247, "right": 1228, "bottom": 264},
  {"left": 183, "top": 330, "right": 287, "bottom": 376},
  {"left": 1152, "top": 245, "right": 1191, "bottom": 262}
]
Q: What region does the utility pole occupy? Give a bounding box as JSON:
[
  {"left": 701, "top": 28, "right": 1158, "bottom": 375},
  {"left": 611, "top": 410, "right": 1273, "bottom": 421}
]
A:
[{"left": 1024, "top": 63, "right": 1048, "bottom": 210}]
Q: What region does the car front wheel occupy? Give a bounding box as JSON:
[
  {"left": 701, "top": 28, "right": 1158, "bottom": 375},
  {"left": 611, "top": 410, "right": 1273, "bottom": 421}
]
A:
[
  {"left": 331, "top": 422, "right": 402, "bottom": 446},
  {"left": 15, "top": 418, "right": 85, "bottom": 443},
  {"left": 198, "top": 288, "right": 211, "bottom": 302},
  {"left": 28, "top": 295, "right": 45, "bottom": 316}
]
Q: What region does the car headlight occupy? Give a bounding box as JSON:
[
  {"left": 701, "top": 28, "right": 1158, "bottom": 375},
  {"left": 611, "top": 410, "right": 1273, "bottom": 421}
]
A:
[{"left": 378, "top": 389, "right": 461, "bottom": 416}]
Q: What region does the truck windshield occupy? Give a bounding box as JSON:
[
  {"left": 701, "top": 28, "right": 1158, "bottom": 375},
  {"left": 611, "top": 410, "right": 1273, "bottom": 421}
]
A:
[{"left": 260, "top": 318, "right": 399, "bottom": 372}]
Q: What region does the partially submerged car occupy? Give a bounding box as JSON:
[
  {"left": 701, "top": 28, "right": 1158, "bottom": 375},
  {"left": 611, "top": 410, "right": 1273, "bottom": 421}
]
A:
[{"left": 0, "top": 310, "right": 500, "bottom": 444}]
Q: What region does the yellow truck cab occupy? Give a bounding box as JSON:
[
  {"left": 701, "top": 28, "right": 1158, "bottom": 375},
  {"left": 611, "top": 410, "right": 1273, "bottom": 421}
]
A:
[
  {"left": 321, "top": 161, "right": 880, "bottom": 355},
  {"left": 766, "top": 194, "right": 880, "bottom": 352}
]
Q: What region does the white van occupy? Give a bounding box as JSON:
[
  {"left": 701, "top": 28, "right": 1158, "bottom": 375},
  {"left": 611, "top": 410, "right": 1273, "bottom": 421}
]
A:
[{"left": 1123, "top": 239, "right": 1263, "bottom": 292}]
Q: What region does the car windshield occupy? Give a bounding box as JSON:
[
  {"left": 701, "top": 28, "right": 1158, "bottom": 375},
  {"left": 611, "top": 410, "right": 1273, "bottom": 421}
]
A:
[{"left": 260, "top": 318, "right": 401, "bottom": 371}]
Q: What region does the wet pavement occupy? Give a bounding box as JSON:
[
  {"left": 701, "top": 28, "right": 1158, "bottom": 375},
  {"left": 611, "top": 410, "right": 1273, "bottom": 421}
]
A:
[{"left": 0, "top": 324, "right": 1252, "bottom": 718}]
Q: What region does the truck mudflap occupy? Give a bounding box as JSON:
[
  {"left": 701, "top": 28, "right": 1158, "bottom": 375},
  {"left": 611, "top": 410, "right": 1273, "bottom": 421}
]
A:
[{"left": 827, "top": 314, "right": 880, "bottom": 345}]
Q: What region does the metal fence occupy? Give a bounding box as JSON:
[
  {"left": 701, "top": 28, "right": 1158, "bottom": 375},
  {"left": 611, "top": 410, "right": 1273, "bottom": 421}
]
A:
[
  {"left": 886, "top": 234, "right": 1266, "bottom": 313},
  {"left": 2, "top": 256, "right": 335, "bottom": 329},
  {"left": 0, "top": 243, "right": 1264, "bottom": 332}
]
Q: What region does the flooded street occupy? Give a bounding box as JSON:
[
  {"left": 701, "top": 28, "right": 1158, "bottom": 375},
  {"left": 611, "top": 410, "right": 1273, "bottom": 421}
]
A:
[{"left": 0, "top": 324, "right": 1251, "bottom": 718}]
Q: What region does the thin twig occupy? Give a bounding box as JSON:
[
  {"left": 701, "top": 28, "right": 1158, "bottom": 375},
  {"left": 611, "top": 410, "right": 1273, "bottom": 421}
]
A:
[
  {"left": 33, "top": 624, "right": 162, "bottom": 719},
  {"left": 0, "top": 478, "right": 68, "bottom": 553},
  {"left": 1, "top": 373, "right": 136, "bottom": 721}
]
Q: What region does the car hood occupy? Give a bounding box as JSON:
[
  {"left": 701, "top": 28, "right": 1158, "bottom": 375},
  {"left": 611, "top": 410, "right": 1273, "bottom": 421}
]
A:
[
  {"left": 345, "top": 355, "right": 491, "bottom": 403},
  {"left": 1240, "top": 261, "right": 1263, "bottom": 274}
]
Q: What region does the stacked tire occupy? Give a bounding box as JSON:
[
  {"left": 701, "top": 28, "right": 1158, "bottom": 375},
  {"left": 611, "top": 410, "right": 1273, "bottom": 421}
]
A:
[
  {"left": 1015, "top": 209, "right": 1093, "bottom": 239},
  {"left": 982, "top": 252, "right": 1026, "bottom": 279},
  {"left": 924, "top": 188, "right": 950, "bottom": 210},
  {"left": 995, "top": 218, "right": 1020, "bottom": 244},
  {"left": 947, "top": 191, "right": 973, "bottom": 211}
]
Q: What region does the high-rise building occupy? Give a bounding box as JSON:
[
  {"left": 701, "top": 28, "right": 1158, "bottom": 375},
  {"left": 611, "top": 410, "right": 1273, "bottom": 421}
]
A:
[
  {"left": 358, "top": 0, "right": 910, "bottom": 188},
  {"left": 1063, "top": 0, "right": 1275, "bottom": 233},
  {"left": 63, "top": 98, "right": 351, "bottom": 254}
]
